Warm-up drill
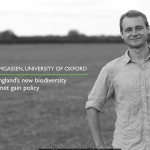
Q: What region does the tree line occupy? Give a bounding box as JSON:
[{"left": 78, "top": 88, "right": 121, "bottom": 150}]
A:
[{"left": 0, "top": 29, "right": 150, "bottom": 44}]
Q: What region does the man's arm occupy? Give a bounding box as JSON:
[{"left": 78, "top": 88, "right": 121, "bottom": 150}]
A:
[
  {"left": 86, "top": 65, "right": 114, "bottom": 148},
  {"left": 87, "top": 108, "right": 106, "bottom": 148}
]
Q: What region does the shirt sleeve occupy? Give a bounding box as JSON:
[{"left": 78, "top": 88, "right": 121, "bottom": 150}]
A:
[{"left": 85, "top": 65, "right": 114, "bottom": 112}]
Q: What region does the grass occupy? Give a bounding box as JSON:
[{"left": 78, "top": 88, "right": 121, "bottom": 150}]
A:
[{"left": 0, "top": 43, "right": 127, "bottom": 149}]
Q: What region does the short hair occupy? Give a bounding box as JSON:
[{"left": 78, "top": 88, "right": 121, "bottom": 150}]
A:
[{"left": 120, "top": 10, "right": 149, "bottom": 33}]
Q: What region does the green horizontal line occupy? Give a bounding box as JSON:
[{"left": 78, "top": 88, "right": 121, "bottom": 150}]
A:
[{"left": 0, "top": 74, "right": 88, "bottom": 76}]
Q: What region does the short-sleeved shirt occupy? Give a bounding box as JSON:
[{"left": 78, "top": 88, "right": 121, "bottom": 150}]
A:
[{"left": 85, "top": 49, "right": 150, "bottom": 150}]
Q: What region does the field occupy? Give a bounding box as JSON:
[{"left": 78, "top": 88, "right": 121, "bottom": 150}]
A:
[{"left": 0, "top": 43, "right": 127, "bottom": 149}]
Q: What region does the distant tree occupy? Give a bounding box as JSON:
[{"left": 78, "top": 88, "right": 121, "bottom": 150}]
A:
[
  {"left": 0, "top": 30, "right": 17, "bottom": 39},
  {"left": 67, "top": 30, "right": 81, "bottom": 38}
]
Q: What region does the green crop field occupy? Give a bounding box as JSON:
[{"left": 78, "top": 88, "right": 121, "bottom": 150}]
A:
[{"left": 0, "top": 43, "right": 127, "bottom": 149}]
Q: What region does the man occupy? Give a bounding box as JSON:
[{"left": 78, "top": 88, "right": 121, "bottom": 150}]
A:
[{"left": 85, "top": 10, "right": 150, "bottom": 150}]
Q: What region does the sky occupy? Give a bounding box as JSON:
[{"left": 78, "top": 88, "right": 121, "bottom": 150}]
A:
[{"left": 0, "top": 0, "right": 150, "bottom": 36}]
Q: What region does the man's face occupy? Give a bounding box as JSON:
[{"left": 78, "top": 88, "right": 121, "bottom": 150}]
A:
[{"left": 121, "top": 16, "right": 150, "bottom": 48}]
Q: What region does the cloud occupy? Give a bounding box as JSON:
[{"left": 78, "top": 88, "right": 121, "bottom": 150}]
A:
[{"left": 0, "top": 0, "right": 150, "bottom": 36}]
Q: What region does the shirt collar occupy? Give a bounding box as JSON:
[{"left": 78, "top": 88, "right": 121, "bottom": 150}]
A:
[
  {"left": 123, "top": 46, "right": 150, "bottom": 66},
  {"left": 123, "top": 50, "right": 132, "bottom": 66}
]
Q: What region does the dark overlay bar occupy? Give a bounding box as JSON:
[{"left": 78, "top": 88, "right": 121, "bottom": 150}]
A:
[{"left": 38, "top": 149, "right": 121, "bottom": 150}]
